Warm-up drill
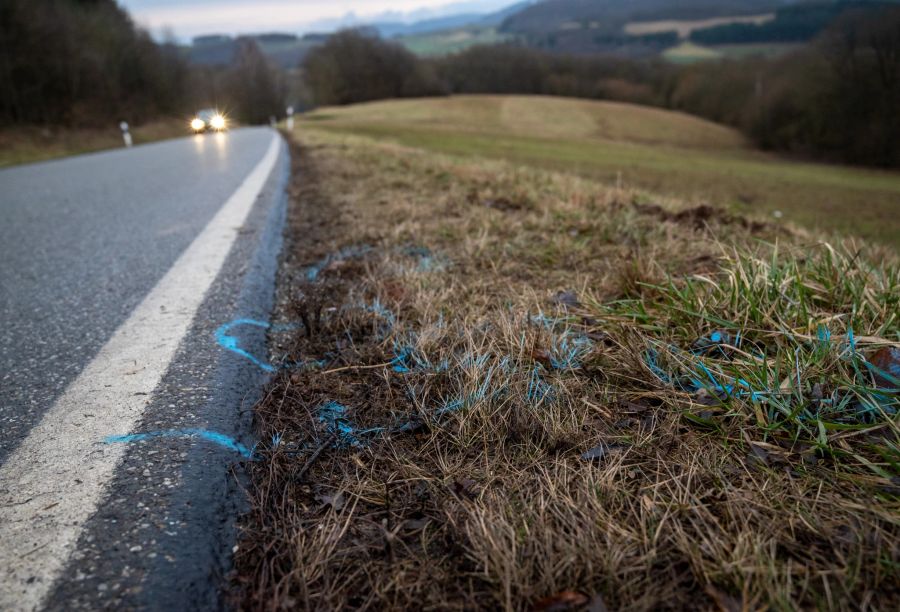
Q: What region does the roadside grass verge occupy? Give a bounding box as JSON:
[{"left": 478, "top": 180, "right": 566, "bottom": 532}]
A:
[
  {"left": 300, "top": 95, "right": 900, "bottom": 250},
  {"left": 0, "top": 119, "right": 191, "bottom": 167},
  {"left": 234, "top": 129, "right": 899, "bottom": 610}
]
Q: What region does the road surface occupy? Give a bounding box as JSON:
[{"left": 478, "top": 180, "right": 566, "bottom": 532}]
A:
[{"left": 0, "top": 128, "right": 289, "bottom": 610}]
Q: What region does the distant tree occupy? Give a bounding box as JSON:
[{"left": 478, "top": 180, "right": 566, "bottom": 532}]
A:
[
  {"left": 433, "top": 44, "right": 668, "bottom": 105},
  {"left": 436, "top": 44, "right": 548, "bottom": 94},
  {"left": 0, "top": 0, "right": 191, "bottom": 126},
  {"left": 744, "top": 6, "right": 900, "bottom": 166},
  {"left": 814, "top": 6, "right": 900, "bottom": 165},
  {"left": 226, "top": 38, "right": 286, "bottom": 124},
  {"left": 303, "top": 30, "right": 443, "bottom": 106}
]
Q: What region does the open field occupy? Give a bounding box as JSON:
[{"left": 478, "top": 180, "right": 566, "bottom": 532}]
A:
[
  {"left": 662, "top": 41, "right": 724, "bottom": 62},
  {"left": 398, "top": 27, "right": 512, "bottom": 56},
  {"left": 712, "top": 42, "right": 802, "bottom": 59},
  {"left": 234, "top": 124, "right": 899, "bottom": 609},
  {"left": 301, "top": 95, "right": 900, "bottom": 249},
  {"left": 0, "top": 119, "right": 191, "bottom": 167},
  {"left": 663, "top": 41, "right": 802, "bottom": 63},
  {"left": 624, "top": 13, "right": 775, "bottom": 40}
]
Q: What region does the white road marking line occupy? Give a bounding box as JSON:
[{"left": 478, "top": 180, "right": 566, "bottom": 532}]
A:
[{"left": 0, "top": 132, "right": 281, "bottom": 611}]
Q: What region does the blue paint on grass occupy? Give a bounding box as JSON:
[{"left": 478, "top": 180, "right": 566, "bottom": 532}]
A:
[
  {"left": 526, "top": 366, "right": 554, "bottom": 404},
  {"left": 105, "top": 429, "right": 255, "bottom": 459},
  {"left": 364, "top": 299, "right": 396, "bottom": 327},
  {"left": 306, "top": 245, "right": 372, "bottom": 282},
  {"left": 548, "top": 334, "right": 593, "bottom": 370},
  {"left": 318, "top": 401, "right": 363, "bottom": 447},
  {"left": 846, "top": 327, "right": 857, "bottom": 355}
]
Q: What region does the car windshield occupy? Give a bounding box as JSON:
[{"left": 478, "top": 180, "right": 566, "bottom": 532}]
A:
[{"left": 197, "top": 109, "right": 216, "bottom": 121}]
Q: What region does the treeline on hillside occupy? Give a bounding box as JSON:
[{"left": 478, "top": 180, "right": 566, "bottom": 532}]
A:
[
  {"left": 667, "top": 6, "right": 900, "bottom": 166},
  {"left": 303, "top": 32, "right": 670, "bottom": 107},
  {"left": 303, "top": 6, "right": 900, "bottom": 167},
  {"left": 690, "top": 1, "right": 897, "bottom": 45},
  {"left": 0, "top": 0, "right": 285, "bottom": 127}
]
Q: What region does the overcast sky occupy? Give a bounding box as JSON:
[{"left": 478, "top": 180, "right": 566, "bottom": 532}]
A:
[{"left": 119, "top": 0, "right": 512, "bottom": 39}]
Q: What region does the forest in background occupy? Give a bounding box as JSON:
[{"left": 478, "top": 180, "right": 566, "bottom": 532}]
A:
[
  {"left": 2, "top": 0, "right": 898, "bottom": 167},
  {"left": 0, "top": 0, "right": 285, "bottom": 127}
]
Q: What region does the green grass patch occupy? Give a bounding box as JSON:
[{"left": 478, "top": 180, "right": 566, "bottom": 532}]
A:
[
  {"left": 712, "top": 42, "right": 803, "bottom": 59},
  {"left": 662, "top": 41, "right": 723, "bottom": 63}
]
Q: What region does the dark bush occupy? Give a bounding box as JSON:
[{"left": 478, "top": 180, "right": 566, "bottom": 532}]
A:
[
  {"left": 0, "top": 0, "right": 189, "bottom": 126},
  {"left": 303, "top": 30, "right": 444, "bottom": 106}
]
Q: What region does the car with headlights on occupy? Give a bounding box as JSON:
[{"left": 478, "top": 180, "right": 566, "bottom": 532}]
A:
[{"left": 190, "top": 109, "right": 227, "bottom": 133}]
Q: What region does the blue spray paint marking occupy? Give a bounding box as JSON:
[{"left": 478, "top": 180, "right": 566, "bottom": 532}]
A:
[
  {"left": 105, "top": 429, "right": 255, "bottom": 459},
  {"left": 531, "top": 311, "right": 575, "bottom": 328},
  {"left": 643, "top": 325, "right": 898, "bottom": 421},
  {"left": 306, "top": 245, "right": 373, "bottom": 282},
  {"left": 400, "top": 245, "right": 447, "bottom": 272},
  {"left": 364, "top": 299, "right": 396, "bottom": 327},
  {"left": 215, "top": 318, "right": 276, "bottom": 373},
  {"left": 548, "top": 334, "right": 593, "bottom": 370},
  {"left": 318, "top": 401, "right": 363, "bottom": 447},
  {"left": 644, "top": 349, "right": 673, "bottom": 385},
  {"left": 644, "top": 344, "right": 768, "bottom": 402},
  {"left": 526, "top": 366, "right": 554, "bottom": 404},
  {"left": 216, "top": 318, "right": 329, "bottom": 373},
  {"left": 390, "top": 345, "right": 415, "bottom": 373}
]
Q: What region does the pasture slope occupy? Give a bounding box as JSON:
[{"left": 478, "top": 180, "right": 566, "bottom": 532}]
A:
[{"left": 304, "top": 95, "right": 900, "bottom": 249}]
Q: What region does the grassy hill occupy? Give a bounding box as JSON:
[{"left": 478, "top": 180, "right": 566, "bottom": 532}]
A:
[{"left": 301, "top": 95, "right": 900, "bottom": 248}]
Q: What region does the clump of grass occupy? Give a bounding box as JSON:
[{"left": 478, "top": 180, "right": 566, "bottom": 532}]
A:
[
  {"left": 592, "top": 243, "right": 899, "bottom": 451},
  {"left": 234, "top": 130, "right": 900, "bottom": 611}
]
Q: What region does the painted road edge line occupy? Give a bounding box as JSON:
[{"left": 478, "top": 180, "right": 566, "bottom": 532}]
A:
[{"left": 0, "top": 132, "right": 281, "bottom": 611}]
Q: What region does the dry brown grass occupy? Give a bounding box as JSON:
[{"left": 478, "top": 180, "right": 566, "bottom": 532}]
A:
[
  {"left": 301, "top": 96, "right": 900, "bottom": 250},
  {"left": 0, "top": 119, "right": 192, "bottom": 167},
  {"left": 232, "top": 130, "right": 899, "bottom": 611}
]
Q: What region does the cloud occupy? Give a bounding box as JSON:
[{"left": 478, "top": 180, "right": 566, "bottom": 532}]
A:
[{"left": 119, "top": 0, "right": 475, "bottom": 37}]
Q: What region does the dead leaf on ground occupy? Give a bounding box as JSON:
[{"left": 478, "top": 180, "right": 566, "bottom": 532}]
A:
[
  {"left": 531, "top": 348, "right": 553, "bottom": 368},
  {"left": 581, "top": 442, "right": 622, "bottom": 461},
  {"left": 869, "top": 346, "right": 900, "bottom": 389}
]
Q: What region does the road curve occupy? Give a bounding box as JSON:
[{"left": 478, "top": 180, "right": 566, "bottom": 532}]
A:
[{"left": 0, "top": 128, "right": 289, "bottom": 610}]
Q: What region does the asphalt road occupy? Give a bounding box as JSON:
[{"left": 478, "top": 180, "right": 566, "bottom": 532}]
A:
[{"left": 0, "top": 128, "right": 289, "bottom": 610}]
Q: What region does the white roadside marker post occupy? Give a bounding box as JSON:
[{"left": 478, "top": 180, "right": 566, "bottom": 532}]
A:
[
  {"left": 286, "top": 106, "right": 294, "bottom": 131},
  {"left": 120, "top": 121, "right": 132, "bottom": 148}
]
